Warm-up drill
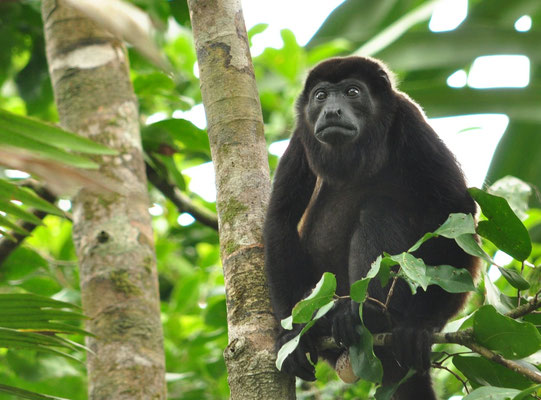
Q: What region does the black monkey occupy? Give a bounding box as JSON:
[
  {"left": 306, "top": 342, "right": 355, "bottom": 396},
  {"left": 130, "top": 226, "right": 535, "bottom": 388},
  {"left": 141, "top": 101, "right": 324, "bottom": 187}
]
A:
[{"left": 263, "top": 56, "right": 480, "bottom": 400}]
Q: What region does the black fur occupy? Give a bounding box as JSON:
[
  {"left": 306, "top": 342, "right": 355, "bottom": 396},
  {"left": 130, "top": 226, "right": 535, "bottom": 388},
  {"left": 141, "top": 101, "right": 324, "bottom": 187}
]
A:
[{"left": 264, "top": 57, "right": 479, "bottom": 399}]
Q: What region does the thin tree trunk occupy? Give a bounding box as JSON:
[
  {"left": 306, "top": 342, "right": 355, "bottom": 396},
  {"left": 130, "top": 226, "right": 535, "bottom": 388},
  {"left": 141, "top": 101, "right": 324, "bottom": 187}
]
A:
[
  {"left": 41, "top": 1, "right": 166, "bottom": 399},
  {"left": 187, "top": 0, "right": 296, "bottom": 399}
]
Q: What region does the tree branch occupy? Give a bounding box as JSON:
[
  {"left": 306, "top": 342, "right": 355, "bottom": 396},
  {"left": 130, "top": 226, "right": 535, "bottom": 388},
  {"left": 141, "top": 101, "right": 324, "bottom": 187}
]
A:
[
  {"left": 319, "top": 295, "right": 541, "bottom": 383},
  {"left": 145, "top": 162, "right": 218, "bottom": 231}
]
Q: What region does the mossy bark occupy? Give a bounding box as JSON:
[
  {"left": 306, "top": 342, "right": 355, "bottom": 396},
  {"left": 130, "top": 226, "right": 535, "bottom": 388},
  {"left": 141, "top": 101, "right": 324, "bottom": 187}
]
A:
[
  {"left": 188, "top": 0, "right": 296, "bottom": 398},
  {"left": 41, "top": 1, "right": 166, "bottom": 399}
]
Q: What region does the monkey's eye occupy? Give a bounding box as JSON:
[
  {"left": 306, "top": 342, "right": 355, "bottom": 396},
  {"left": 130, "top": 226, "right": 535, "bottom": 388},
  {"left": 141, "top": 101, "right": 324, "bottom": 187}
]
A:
[
  {"left": 346, "top": 87, "right": 360, "bottom": 97},
  {"left": 314, "top": 90, "right": 327, "bottom": 101}
]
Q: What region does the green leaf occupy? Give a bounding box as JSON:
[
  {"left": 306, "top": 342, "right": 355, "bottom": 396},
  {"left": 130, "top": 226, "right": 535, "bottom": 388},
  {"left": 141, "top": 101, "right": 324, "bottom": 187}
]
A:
[
  {"left": 473, "top": 305, "right": 541, "bottom": 359},
  {"left": 390, "top": 252, "right": 429, "bottom": 291},
  {"left": 453, "top": 355, "right": 533, "bottom": 390},
  {"left": 513, "top": 385, "right": 541, "bottom": 400},
  {"left": 0, "top": 199, "right": 43, "bottom": 225},
  {"left": 0, "top": 383, "right": 70, "bottom": 400},
  {"left": 489, "top": 176, "right": 532, "bottom": 221},
  {"left": 455, "top": 233, "right": 494, "bottom": 264},
  {"left": 291, "top": 272, "right": 336, "bottom": 324},
  {"left": 367, "top": 254, "right": 395, "bottom": 288},
  {"left": 0, "top": 293, "right": 80, "bottom": 309},
  {"left": 350, "top": 278, "right": 369, "bottom": 304},
  {"left": 349, "top": 325, "right": 383, "bottom": 383},
  {"left": 469, "top": 188, "right": 532, "bottom": 261},
  {"left": 0, "top": 214, "right": 30, "bottom": 235},
  {"left": 248, "top": 23, "right": 269, "bottom": 44},
  {"left": 281, "top": 315, "right": 293, "bottom": 330},
  {"left": 0, "top": 180, "right": 62, "bottom": 216},
  {"left": 0, "top": 109, "right": 117, "bottom": 155},
  {"left": 409, "top": 213, "right": 476, "bottom": 252},
  {"left": 484, "top": 276, "right": 516, "bottom": 314},
  {"left": 276, "top": 301, "right": 334, "bottom": 371},
  {"left": 497, "top": 266, "right": 530, "bottom": 290},
  {"left": 0, "top": 294, "right": 89, "bottom": 336},
  {"left": 0, "top": 129, "right": 99, "bottom": 169},
  {"left": 462, "top": 386, "right": 520, "bottom": 400},
  {"left": 374, "top": 369, "right": 416, "bottom": 400},
  {"left": 426, "top": 265, "right": 475, "bottom": 293},
  {"left": 142, "top": 118, "right": 211, "bottom": 157}
]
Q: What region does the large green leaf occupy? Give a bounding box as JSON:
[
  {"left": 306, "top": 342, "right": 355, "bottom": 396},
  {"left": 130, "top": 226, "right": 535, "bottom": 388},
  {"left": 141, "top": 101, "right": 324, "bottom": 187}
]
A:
[
  {"left": 276, "top": 301, "right": 334, "bottom": 371},
  {"left": 473, "top": 305, "right": 541, "bottom": 359},
  {"left": 290, "top": 272, "right": 336, "bottom": 324},
  {"left": 469, "top": 188, "right": 532, "bottom": 261},
  {"left": 409, "top": 213, "right": 476, "bottom": 252},
  {"left": 453, "top": 355, "right": 533, "bottom": 389},
  {"left": 462, "top": 386, "right": 520, "bottom": 400},
  {"left": 425, "top": 264, "right": 475, "bottom": 293},
  {"left": 349, "top": 325, "right": 383, "bottom": 383},
  {"left": 389, "top": 252, "right": 429, "bottom": 291}
]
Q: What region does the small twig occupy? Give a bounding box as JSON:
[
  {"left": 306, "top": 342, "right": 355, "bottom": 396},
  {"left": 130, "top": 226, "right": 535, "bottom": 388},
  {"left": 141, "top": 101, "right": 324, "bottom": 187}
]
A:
[
  {"left": 145, "top": 162, "right": 218, "bottom": 231},
  {"left": 518, "top": 261, "right": 525, "bottom": 306},
  {"left": 385, "top": 275, "right": 399, "bottom": 308},
  {"left": 373, "top": 330, "right": 541, "bottom": 384},
  {"left": 437, "top": 351, "right": 473, "bottom": 364},
  {"left": 506, "top": 292, "right": 541, "bottom": 319},
  {"left": 366, "top": 296, "right": 387, "bottom": 311},
  {"left": 432, "top": 364, "right": 470, "bottom": 394}
]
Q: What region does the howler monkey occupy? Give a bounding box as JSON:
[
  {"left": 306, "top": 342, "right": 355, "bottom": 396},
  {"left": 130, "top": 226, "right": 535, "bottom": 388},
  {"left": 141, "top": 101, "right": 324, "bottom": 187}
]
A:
[{"left": 263, "top": 56, "right": 479, "bottom": 400}]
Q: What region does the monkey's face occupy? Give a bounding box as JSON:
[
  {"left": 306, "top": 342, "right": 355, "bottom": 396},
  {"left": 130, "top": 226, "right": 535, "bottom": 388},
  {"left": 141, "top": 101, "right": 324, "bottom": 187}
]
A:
[{"left": 306, "top": 78, "right": 376, "bottom": 146}]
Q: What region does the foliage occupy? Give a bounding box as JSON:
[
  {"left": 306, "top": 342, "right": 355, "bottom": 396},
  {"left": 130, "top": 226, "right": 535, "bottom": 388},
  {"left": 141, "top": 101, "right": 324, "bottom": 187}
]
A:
[
  {"left": 0, "top": 0, "right": 540, "bottom": 399},
  {"left": 279, "top": 178, "right": 541, "bottom": 398}
]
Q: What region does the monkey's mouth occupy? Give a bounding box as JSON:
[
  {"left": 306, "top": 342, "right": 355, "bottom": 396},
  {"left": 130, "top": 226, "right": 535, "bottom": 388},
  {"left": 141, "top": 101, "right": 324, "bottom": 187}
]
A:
[{"left": 315, "top": 124, "right": 357, "bottom": 145}]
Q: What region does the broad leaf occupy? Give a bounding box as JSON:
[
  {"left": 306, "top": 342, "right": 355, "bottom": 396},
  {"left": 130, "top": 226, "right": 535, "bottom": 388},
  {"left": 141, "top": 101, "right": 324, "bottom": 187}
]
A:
[
  {"left": 426, "top": 264, "right": 475, "bottom": 293},
  {"left": 349, "top": 325, "right": 383, "bottom": 383},
  {"left": 374, "top": 369, "right": 416, "bottom": 400},
  {"left": 390, "top": 252, "right": 429, "bottom": 291},
  {"left": 409, "top": 213, "right": 476, "bottom": 252},
  {"left": 462, "top": 386, "right": 520, "bottom": 400},
  {"left": 469, "top": 188, "right": 531, "bottom": 261},
  {"left": 276, "top": 301, "right": 334, "bottom": 371},
  {"left": 453, "top": 355, "right": 532, "bottom": 389},
  {"left": 455, "top": 233, "right": 494, "bottom": 264},
  {"left": 497, "top": 266, "right": 530, "bottom": 291},
  {"left": 473, "top": 305, "right": 541, "bottom": 359},
  {"left": 489, "top": 176, "right": 532, "bottom": 221},
  {"left": 291, "top": 272, "right": 336, "bottom": 323},
  {"left": 350, "top": 278, "right": 370, "bottom": 304}
]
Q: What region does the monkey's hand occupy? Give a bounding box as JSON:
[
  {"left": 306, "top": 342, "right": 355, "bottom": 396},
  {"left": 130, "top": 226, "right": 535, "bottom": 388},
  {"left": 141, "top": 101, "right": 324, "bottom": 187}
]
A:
[
  {"left": 331, "top": 299, "right": 361, "bottom": 348},
  {"left": 392, "top": 327, "right": 432, "bottom": 373},
  {"left": 276, "top": 326, "right": 318, "bottom": 381}
]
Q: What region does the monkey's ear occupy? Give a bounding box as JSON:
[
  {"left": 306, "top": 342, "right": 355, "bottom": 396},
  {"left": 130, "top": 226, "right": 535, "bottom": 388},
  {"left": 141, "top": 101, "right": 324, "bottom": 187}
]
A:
[{"left": 377, "top": 68, "right": 392, "bottom": 87}]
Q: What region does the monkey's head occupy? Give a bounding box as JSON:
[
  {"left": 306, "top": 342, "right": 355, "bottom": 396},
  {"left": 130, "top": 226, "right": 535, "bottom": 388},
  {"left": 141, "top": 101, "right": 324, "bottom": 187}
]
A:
[{"left": 296, "top": 57, "right": 398, "bottom": 180}]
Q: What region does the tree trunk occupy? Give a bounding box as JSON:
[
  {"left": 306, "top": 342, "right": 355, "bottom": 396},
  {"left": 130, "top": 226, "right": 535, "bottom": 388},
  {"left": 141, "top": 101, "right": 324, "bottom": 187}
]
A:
[
  {"left": 41, "top": 1, "right": 166, "bottom": 399},
  {"left": 188, "top": 0, "right": 296, "bottom": 398}
]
